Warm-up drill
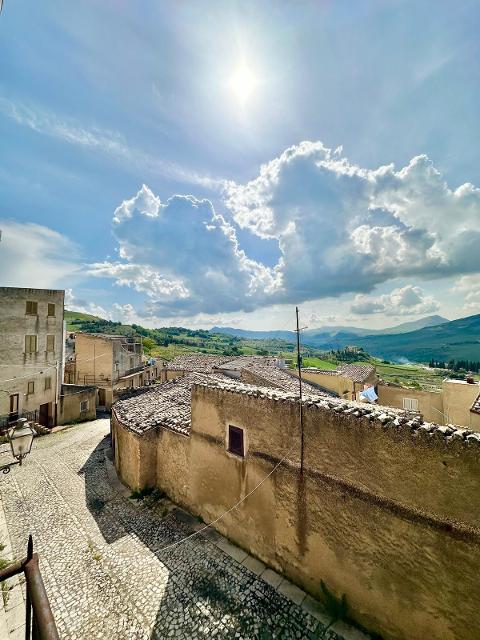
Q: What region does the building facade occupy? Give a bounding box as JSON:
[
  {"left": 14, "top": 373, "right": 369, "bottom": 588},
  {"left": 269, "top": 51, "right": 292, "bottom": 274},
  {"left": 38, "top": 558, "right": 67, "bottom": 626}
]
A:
[
  {"left": 68, "top": 333, "right": 161, "bottom": 409},
  {"left": 0, "top": 287, "right": 65, "bottom": 428}
]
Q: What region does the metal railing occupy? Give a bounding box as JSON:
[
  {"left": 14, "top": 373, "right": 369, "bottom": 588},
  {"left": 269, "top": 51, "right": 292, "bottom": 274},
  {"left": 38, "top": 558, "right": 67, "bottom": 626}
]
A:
[
  {"left": 121, "top": 364, "right": 147, "bottom": 378},
  {"left": 0, "top": 410, "right": 38, "bottom": 433},
  {"left": 0, "top": 535, "right": 59, "bottom": 639}
]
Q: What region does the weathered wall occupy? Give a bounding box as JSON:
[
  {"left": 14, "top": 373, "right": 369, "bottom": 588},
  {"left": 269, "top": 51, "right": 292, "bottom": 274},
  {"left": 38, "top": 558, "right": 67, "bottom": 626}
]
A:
[
  {"left": 442, "top": 379, "right": 480, "bottom": 429},
  {"left": 377, "top": 384, "right": 444, "bottom": 422},
  {"left": 75, "top": 334, "right": 114, "bottom": 384},
  {"left": 113, "top": 386, "right": 480, "bottom": 639},
  {"left": 292, "top": 369, "right": 353, "bottom": 397},
  {"left": 0, "top": 287, "right": 65, "bottom": 423},
  {"left": 111, "top": 412, "right": 157, "bottom": 490},
  {"left": 58, "top": 385, "right": 97, "bottom": 425}
]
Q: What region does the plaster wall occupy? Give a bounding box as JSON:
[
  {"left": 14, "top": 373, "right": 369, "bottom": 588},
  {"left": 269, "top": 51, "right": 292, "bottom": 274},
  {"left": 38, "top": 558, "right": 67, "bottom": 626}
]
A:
[
  {"left": 75, "top": 334, "right": 114, "bottom": 384},
  {"left": 442, "top": 379, "right": 480, "bottom": 429},
  {"left": 113, "top": 387, "right": 480, "bottom": 639},
  {"left": 58, "top": 384, "right": 97, "bottom": 425},
  {"left": 294, "top": 370, "right": 353, "bottom": 397},
  {"left": 377, "top": 384, "right": 444, "bottom": 423},
  {"left": 0, "top": 287, "right": 64, "bottom": 421}
]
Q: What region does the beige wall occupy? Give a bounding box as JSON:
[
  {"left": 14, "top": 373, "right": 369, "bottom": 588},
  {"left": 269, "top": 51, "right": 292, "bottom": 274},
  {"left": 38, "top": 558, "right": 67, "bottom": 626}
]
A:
[
  {"left": 0, "top": 287, "right": 65, "bottom": 425},
  {"left": 292, "top": 369, "right": 354, "bottom": 397},
  {"left": 75, "top": 334, "right": 114, "bottom": 384},
  {"left": 113, "top": 387, "right": 480, "bottom": 640},
  {"left": 377, "top": 384, "right": 444, "bottom": 422},
  {"left": 58, "top": 384, "right": 97, "bottom": 425},
  {"left": 442, "top": 379, "right": 480, "bottom": 429}
]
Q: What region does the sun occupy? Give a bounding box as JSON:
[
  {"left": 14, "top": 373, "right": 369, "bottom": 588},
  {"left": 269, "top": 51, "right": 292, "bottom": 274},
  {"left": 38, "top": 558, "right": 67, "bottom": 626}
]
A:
[{"left": 229, "top": 66, "right": 257, "bottom": 106}]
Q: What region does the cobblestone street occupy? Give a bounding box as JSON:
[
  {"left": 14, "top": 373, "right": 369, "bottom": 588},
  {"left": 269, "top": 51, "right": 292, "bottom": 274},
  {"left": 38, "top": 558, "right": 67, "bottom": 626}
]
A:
[{"left": 0, "top": 420, "right": 349, "bottom": 640}]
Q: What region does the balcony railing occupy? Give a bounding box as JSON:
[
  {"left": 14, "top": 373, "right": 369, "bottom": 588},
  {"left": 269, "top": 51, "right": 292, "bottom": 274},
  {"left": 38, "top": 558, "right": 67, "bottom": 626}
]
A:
[
  {"left": 0, "top": 536, "right": 59, "bottom": 639},
  {"left": 121, "top": 364, "right": 147, "bottom": 378}
]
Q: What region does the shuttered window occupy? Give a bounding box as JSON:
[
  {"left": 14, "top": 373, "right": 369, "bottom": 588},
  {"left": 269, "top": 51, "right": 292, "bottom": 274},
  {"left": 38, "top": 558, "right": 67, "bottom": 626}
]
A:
[
  {"left": 44, "top": 377, "right": 52, "bottom": 391},
  {"left": 46, "top": 335, "right": 55, "bottom": 352},
  {"left": 26, "top": 301, "right": 38, "bottom": 315},
  {"left": 25, "top": 335, "right": 37, "bottom": 353},
  {"left": 27, "top": 381, "right": 35, "bottom": 395},
  {"left": 47, "top": 303, "right": 56, "bottom": 317},
  {"left": 402, "top": 397, "right": 419, "bottom": 411}
]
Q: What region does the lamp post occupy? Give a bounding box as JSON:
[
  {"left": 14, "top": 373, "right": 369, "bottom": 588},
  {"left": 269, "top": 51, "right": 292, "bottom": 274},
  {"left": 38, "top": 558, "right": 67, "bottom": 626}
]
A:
[{"left": 0, "top": 418, "right": 35, "bottom": 474}]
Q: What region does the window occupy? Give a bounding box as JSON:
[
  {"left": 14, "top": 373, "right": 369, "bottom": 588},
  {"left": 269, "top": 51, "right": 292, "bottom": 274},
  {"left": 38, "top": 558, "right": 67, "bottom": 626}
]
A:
[
  {"left": 44, "top": 377, "right": 51, "bottom": 391},
  {"left": 228, "top": 425, "right": 245, "bottom": 457},
  {"left": 403, "top": 397, "right": 419, "bottom": 411},
  {"left": 47, "top": 303, "right": 55, "bottom": 317},
  {"left": 80, "top": 400, "right": 88, "bottom": 413},
  {"left": 46, "top": 335, "right": 55, "bottom": 352},
  {"left": 25, "top": 335, "right": 37, "bottom": 353},
  {"left": 27, "top": 381, "right": 35, "bottom": 395},
  {"left": 25, "top": 301, "right": 38, "bottom": 315}
]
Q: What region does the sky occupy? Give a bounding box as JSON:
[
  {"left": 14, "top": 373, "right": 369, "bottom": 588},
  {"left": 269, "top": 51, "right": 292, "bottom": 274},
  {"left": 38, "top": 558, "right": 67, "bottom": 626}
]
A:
[{"left": 1, "top": 0, "right": 480, "bottom": 331}]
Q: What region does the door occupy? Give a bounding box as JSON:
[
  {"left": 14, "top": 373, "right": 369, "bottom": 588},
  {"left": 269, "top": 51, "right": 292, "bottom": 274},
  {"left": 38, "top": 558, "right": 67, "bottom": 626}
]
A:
[
  {"left": 98, "top": 389, "right": 106, "bottom": 407},
  {"left": 39, "top": 403, "right": 49, "bottom": 427},
  {"left": 9, "top": 394, "right": 19, "bottom": 422}
]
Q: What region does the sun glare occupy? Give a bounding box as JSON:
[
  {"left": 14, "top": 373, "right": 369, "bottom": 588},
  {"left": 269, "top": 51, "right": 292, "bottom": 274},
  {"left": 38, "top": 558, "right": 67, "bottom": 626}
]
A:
[{"left": 229, "top": 66, "right": 257, "bottom": 106}]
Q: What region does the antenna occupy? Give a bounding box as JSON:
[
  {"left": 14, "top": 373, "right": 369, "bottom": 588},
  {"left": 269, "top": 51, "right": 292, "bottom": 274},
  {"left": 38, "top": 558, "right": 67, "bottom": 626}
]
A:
[{"left": 295, "top": 307, "right": 308, "bottom": 474}]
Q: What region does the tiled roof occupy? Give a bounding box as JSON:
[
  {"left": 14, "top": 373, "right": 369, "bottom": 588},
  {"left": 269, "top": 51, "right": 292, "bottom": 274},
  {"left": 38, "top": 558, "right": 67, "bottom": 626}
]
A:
[
  {"left": 167, "top": 354, "right": 234, "bottom": 373},
  {"left": 337, "top": 364, "right": 376, "bottom": 382},
  {"left": 242, "top": 360, "right": 332, "bottom": 396}
]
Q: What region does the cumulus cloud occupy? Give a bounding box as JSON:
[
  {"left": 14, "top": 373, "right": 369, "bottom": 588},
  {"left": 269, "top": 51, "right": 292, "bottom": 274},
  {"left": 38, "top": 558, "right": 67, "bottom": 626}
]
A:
[
  {"left": 92, "top": 141, "right": 480, "bottom": 317},
  {"left": 0, "top": 221, "right": 80, "bottom": 288},
  {"left": 350, "top": 285, "right": 440, "bottom": 316},
  {"left": 65, "top": 289, "right": 112, "bottom": 319},
  {"left": 456, "top": 275, "right": 480, "bottom": 312}
]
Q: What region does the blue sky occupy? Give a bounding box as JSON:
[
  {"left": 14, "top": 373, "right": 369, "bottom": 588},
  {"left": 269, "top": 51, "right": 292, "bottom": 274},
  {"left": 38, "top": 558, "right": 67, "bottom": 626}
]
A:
[{"left": 1, "top": 0, "right": 480, "bottom": 330}]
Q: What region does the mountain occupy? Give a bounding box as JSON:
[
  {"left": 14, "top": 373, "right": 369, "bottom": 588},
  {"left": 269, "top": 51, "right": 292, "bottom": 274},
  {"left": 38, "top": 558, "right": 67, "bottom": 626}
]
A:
[
  {"left": 211, "top": 315, "right": 449, "bottom": 346},
  {"left": 335, "top": 314, "right": 480, "bottom": 363}
]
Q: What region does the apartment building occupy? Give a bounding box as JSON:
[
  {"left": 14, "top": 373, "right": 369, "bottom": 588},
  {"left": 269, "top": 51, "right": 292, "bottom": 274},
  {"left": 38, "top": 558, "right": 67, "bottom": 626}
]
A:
[
  {"left": 68, "top": 333, "right": 161, "bottom": 409},
  {"left": 0, "top": 287, "right": 65, "bottom": 428}
]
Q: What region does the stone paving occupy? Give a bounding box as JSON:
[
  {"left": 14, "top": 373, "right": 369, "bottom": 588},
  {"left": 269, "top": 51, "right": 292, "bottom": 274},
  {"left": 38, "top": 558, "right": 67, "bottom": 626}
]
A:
[{"left": 0, "top": 420, "right": 357, "bottom": 640}]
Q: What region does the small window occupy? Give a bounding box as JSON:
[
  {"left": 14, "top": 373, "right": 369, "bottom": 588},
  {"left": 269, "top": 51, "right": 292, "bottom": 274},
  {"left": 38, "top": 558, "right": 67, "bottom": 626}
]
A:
[
  {"left": 25, "top": 335, "right": 37, "bottom": 353},
  {"left": 44, "top": 377, "right": 51, "bottom": 391},
  {"left": 27, "top": 381, "right": 35, "bottom": 395},
  {"left": 26, "top": 301, "right": 38, "bottom": 315},
  {"left": 80, "top": 400, "right": 88, "bottom": 413},
  {"left": 403, "top": 397, "right": 419, "bottom": 411},
  {"left": 47, "top": 303, "right": 56, "bottom": 317},
  {"left": 46, "top": 335, "right": 55, "bottom": 352},
  {"left": 228, "top": 425, "right": 245, "bottom": 457}
]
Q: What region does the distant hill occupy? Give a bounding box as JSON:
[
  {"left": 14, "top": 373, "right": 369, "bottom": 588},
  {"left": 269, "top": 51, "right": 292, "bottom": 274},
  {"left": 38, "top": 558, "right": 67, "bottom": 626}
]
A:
[{"left": 212, "top": 315, "right": 449, "bottom": 346}]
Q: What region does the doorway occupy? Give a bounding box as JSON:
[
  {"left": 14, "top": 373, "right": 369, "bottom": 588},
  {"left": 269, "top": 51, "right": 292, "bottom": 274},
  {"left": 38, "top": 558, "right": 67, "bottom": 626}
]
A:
[
  {"left": 9, "top": 394, "right": 19, "bottom": 422},
  {"left": 39, "top": 403, "right": 50, "bottom": 427}
]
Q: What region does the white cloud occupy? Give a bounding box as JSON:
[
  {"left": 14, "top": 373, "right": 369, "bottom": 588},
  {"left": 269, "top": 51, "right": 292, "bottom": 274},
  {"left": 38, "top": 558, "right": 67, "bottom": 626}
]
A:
[
  {"left": 0, "top": 99, "right": 221, "bottom": 189},
  {"left": 456, "top": 275, "right": 480, "bottom": 313},
  {"left": 350, "top": 285, "right": 440, "bottom": 316},
  {"left": 90, "top": 141, "right": 480, "bottom": 318},
  {"left": 0, "top": 221, "right": 80, "bottom": 288},
  {"left": 65, "top": 289, "right": 112, "bottom": 319}
]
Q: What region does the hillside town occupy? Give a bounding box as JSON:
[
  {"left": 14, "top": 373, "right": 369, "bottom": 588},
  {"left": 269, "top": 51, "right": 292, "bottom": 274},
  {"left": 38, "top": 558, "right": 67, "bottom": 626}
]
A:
[{"left": 0, "top": 286, "right": 479, "bottom": 639}]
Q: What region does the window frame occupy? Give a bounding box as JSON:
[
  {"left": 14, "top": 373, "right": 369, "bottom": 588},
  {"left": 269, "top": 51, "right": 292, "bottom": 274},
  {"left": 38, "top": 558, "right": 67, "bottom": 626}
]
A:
[
  {"left": 44, "top": 377, "right": 52, "bottom": 391},
  {"left": 25, "top": 335, "right": 37, "bottom": 354},
  {"left": 227, "top": 425, "right": 245, "bottom": 458},
  {"left": 47, "top": 303, "right": 56, "bottom": 317},
  {"left": 402, "top": 397, "right": 419, "bottom": 411},
  {"left": 80, "top": 400, "right": 88, "bottom": 413},
  {"left": 27, "top": 381, "right": 35, "bottom": 395},
  {"left": 25, "top": 301, "right": 38, "bottom": 316},
  {"left": 46, "top": 334, "right": 55, "bottom": 352}
]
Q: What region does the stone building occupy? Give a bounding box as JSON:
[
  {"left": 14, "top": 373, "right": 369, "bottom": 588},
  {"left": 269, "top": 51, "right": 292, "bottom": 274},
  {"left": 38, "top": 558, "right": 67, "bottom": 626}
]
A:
[
  {"left": 296, "top": 363, "right": 378, "bottom": 400},
  {"left": 112, "top": 372, "right": 480, "bottom": 640},
  {"left": 68, "top": 333, "right": 162, "bottom": 409},
  {"left": 0, "top": 286, "right": 65, "bottom": 428}
]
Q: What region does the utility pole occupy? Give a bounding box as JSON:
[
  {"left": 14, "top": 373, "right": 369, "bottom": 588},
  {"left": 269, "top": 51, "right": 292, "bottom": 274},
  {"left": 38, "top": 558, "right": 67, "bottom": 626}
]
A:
[{"left": 295, "top": 307, "right": 305, "bottom": 474}]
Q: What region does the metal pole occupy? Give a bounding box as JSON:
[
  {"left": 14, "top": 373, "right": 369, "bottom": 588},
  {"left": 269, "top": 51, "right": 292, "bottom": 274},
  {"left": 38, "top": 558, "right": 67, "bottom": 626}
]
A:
[
  {"left": 25, "top": 535, "right": 33, "bottom": 640},
  {"left": 295, "top": 307, "right": 305, "bottom": 474}
]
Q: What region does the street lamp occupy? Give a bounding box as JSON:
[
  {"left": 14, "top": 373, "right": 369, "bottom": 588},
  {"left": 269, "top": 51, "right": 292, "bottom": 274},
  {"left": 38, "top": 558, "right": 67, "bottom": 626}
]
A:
[{"left": 0, "top": 418, "right": 35, "bottom": 474}]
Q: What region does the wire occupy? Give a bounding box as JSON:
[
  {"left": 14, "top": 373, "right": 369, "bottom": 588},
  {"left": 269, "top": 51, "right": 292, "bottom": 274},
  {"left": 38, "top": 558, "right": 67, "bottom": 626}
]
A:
[
  {"left": 0, "top": 352, "right": 108, "bottom": 385},
  {"left": 156, "top": 429, "right": 299, "bottom": 554}
]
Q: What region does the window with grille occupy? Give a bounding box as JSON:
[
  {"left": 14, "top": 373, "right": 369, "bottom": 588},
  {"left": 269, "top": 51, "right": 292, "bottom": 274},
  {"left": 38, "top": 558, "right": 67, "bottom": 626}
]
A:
[
  {"left": 25, "top": 301, "right": 38, "bottom": 315},
  {"left": 80, "top": 400, "right": 88, "bottom": 413},
  {"left": 46, "top": 335, "right": 55, "bottom": 352},
  {"left": 402, "top": 397, "right": 419, "bottom": 411},
  {"left": 47, "top": 303, "right": 56, "bottom": 317},
  {"left": 25, "top": 335, "right": 37, "bottom": 353},
  {"left": 27, "top": 381, "right": 35, "bottom": 395},
  {"left": 44, "top": 377, "right": 51, "bottom": 391},
  {"left": 228, "top": 425, "right": 245, "bottom": 457}
]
